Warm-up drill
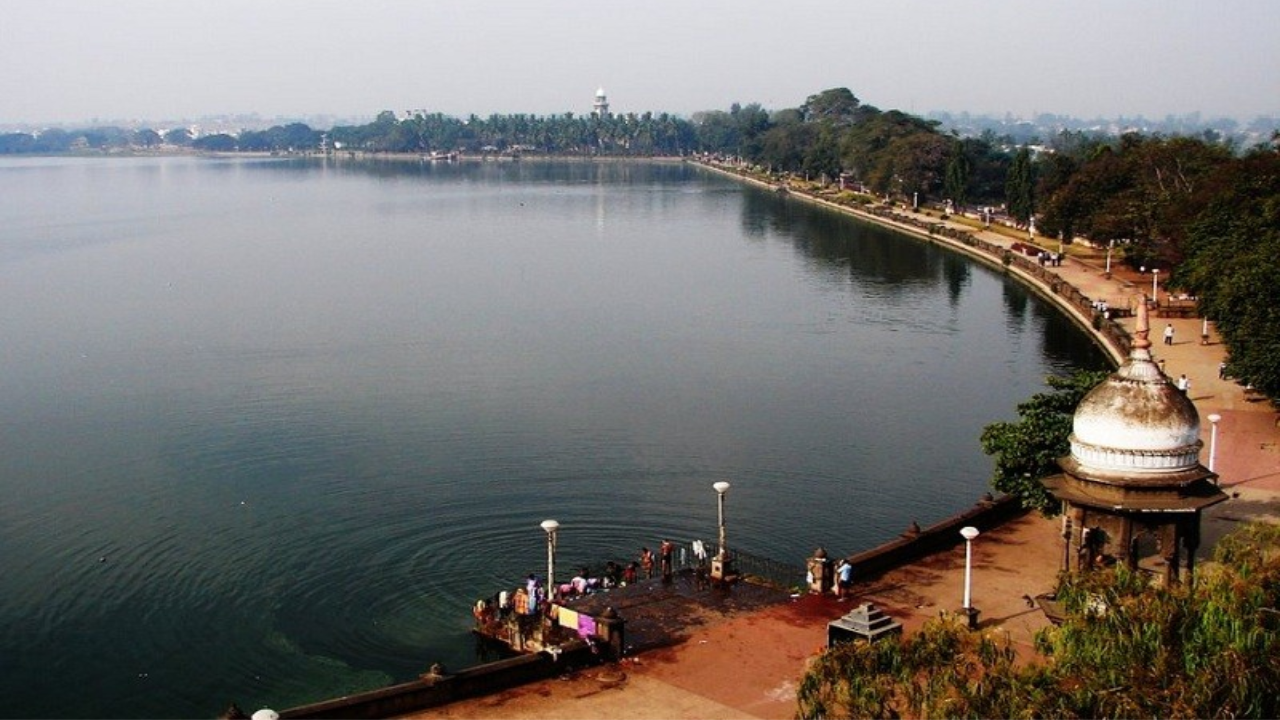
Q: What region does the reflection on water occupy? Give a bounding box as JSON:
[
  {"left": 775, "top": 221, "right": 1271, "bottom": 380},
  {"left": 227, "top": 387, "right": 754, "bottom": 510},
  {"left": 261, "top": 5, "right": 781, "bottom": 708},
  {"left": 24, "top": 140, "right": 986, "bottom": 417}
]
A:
[{"left": 0, "top": 157, "right": 1108, "bottom": 718}]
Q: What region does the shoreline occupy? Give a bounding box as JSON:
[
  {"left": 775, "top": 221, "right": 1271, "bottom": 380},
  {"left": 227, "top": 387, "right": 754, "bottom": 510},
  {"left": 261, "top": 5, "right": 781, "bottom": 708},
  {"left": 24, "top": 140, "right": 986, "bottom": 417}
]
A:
[
  {"left": 688, "top": 158, "right": 1129, "bottom": 364},
  {"left": 689, "top": 158, "right": 1279, "bottom": 495}
]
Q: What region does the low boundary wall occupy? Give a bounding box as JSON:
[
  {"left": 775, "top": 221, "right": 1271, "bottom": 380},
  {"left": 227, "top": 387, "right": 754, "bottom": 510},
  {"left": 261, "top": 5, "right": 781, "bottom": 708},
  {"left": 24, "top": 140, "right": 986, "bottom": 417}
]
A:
[
  {"left": 846, "top": 494, "right": 1027, "bottom": 579},
  {"left": 691, "top": 160, "right": 1131, "bottom": 366},
  {"left": 278, "top": 640, "right": 598, "bottom": 719}
]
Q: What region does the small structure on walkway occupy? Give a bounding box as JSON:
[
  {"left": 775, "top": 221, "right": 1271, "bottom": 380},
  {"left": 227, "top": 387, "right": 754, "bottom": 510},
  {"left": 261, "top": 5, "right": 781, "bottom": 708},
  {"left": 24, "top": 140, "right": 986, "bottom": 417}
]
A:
[
  {"left": 827, "top": 603, "right": 902, "bottom": 647},
  {"left": 1042, "top": 296, "right": 1227, "bottom": 585}
]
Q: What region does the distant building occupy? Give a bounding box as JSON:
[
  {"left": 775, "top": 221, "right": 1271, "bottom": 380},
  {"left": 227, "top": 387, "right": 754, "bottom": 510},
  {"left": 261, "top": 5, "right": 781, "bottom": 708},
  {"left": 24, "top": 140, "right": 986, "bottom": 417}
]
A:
[{"left": 592, "top": 87, "right": 610, "bottom": 118}]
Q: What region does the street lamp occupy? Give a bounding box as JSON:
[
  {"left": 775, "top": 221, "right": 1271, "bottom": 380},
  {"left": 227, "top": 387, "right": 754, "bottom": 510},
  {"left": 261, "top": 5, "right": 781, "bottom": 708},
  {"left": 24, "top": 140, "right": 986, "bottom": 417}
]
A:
[
  {"left": 1152, "top": 269, "right": 1160, "bottom": 303},
  {"left": 1207, "top": 414, "right": 1222, "bottom": 475},
  {"left": 541, "top": 519, "right": 559, "bottom": 600},
  {"left": 1105, "top": 240, "right": 1114, "bottom": 277},
  {"left": 711, "top": 481, "right": 732, "bottom": 581},
  {"left": 960, "top": 526, "right": 980, "bottom": 629}
]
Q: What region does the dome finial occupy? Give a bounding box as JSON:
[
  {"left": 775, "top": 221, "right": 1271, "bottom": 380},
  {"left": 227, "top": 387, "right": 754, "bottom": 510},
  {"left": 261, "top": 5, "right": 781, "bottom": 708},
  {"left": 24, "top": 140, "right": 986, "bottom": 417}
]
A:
[{"left": 1132, "top": 293, "right": 1152, "bottom": 351}]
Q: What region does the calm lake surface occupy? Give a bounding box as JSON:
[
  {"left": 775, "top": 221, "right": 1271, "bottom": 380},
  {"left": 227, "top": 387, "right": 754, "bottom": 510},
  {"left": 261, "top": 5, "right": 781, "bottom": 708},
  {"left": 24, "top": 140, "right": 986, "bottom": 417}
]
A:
[{"left": 0, "top": 156, "right": 1109, "bottom": 718}]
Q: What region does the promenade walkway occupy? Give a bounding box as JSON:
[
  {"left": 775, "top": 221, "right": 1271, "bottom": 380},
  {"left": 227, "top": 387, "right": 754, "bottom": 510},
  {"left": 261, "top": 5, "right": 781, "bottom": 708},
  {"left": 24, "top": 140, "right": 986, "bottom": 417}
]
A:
[
  {"left": 863, "top": 191, "right": 1280, "bottom": 498},
  {"left": 407, "top": 165, "right": 1280, "bottom": 720}
]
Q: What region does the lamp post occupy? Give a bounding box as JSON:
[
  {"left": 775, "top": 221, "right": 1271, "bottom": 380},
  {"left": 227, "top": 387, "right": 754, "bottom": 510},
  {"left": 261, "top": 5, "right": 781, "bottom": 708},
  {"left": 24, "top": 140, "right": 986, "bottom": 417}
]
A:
[
  {"left": 960, "top": 526, "right": 980, "bottom": 629},
  {"left": 1105, "top": 240, "right": 1114, "bottom": 277},
  {"left": 711, "top": 481, "right": 732, "bottom": 581},
  {"left": 1207, "top": 414, "right": 1222, "bottom": 475},
  {"left": 1152, "top": 268, "right": 1160, "bottom": 303},
  {"left": 541, "top": 519, "right": 559, "bottom": 600}
]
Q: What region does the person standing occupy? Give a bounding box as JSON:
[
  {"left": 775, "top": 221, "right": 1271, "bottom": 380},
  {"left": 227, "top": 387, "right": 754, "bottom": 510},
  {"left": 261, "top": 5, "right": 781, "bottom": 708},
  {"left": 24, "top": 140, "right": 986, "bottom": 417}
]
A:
[
  {"left": 640, "top": 547, "right": 654, "bottom": 579},
  {"left": 1164, "top": 323, "right": 1175, "bottom": 345},
  {"left": 835, "top": 559, "right": 854, "bottom": 600},
  {"left": 660, "top": 539, "right": 674, "bottom": 581},
  {"left": 1177, "top": 374, "right": 1190, "bottom": 395}
]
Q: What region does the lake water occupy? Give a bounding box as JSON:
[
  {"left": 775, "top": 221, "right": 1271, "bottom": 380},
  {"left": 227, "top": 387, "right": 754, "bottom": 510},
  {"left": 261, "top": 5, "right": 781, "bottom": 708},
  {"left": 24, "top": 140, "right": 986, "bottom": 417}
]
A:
[{"left": 0, "top": 156, "right": 1109, "bottom": 718}]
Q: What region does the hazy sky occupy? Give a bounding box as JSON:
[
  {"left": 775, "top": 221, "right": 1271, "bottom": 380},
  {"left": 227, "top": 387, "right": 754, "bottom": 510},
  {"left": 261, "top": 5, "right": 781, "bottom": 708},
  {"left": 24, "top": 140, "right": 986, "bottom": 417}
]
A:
[{"left": 3, "top": 0, "right": 1277, "bottom": 125}]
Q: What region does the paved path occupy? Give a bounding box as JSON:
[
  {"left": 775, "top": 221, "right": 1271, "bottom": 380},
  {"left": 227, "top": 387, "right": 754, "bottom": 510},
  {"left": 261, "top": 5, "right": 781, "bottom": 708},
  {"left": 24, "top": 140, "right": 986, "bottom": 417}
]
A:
[{"left": 890, "top": 202, "right": 1280, "bottom": 497}]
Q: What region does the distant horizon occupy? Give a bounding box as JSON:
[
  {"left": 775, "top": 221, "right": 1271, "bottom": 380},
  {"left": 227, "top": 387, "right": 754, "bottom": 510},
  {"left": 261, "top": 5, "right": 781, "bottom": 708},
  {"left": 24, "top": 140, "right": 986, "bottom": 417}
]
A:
[
  {"left": 3, "top": 103, "right": 1273, "bottom": 134},
  {"left": 3, "top": 1, "right": 1277, "bottom": 130}
]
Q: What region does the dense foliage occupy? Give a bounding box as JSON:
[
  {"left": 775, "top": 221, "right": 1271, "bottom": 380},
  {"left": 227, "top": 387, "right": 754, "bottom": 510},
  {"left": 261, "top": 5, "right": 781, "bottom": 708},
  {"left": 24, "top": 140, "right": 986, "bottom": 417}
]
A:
[
  {"left": 1175, "top": 150, "right": 1280, "bottom": 398},
  {"left": 796, "top": 523, "right": 1280, "bottom": 719},
  {"left": 980, "top": 370, "right": 1110, "bottom": 513},
  {"left": 1036, "top": 133, "right": 1235, "bottom": 268}
]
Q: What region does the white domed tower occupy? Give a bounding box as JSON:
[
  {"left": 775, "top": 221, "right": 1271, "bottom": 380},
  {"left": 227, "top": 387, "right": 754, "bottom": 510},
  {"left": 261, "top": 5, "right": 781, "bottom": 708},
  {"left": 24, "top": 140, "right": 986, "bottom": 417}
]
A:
[
  {"left": 1043, "top": 297, "right": 1226, "bottom": 584},
  {"left": 592, "top": 87, "right": 610, "bottom": 118}
]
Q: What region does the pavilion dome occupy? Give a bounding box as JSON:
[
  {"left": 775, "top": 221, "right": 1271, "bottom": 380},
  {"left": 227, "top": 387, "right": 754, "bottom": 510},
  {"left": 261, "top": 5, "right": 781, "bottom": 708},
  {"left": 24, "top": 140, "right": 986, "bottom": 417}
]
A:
[{"left": 1067, "top": 303, "right": 1202, "bottom": 475}]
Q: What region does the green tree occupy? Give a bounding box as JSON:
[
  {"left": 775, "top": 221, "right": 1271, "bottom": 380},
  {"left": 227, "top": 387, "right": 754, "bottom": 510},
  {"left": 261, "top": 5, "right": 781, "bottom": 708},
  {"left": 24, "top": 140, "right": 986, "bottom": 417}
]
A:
[
  {"left": 191, "top": 133, "right": 237, "bottom": 152},
  {"left": 1005, "top": 146, "right": 1035, "bottom": 226},
  {"left": 1177, "top": 150, "right": 1280, "bottom": 400},
  {"left": 163, "top": 127, "right": 192, "bottom": 146},
  {"left": 801, "top": 87, "right": 860, "bottom": 125},
  {"left": 132, "top": 128, "right": 162, "bottom": 147},
  {"left": 0, "top": 132, "right": 36, "bottom": 153},
  {"left": 1036, "top": 134, "right": 1231, "bottom": 269},
  {"left": 979, "top": 369, "right": 1110, "bottom": 513},
  {"left": 943, "top": 138, "right": 971, "bottom": 208}
]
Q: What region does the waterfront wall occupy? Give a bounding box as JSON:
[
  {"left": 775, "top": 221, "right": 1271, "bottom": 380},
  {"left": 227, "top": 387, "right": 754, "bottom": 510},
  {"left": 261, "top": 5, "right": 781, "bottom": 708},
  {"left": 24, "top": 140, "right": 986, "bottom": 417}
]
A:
[
  {"left": 844, "top": 494, "right": 1027, "bottom": 579},
  {"left": 691, "top": 160, "right": 1132, "bottom": 366},
  {"left": 278, "top": 640, "right": 599, "bottom": 719}
]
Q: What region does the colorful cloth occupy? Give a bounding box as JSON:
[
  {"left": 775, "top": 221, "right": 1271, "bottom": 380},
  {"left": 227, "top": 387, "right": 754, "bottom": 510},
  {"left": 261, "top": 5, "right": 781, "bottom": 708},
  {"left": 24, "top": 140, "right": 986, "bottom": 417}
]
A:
[{"left": 558, "top": 607, "right": 579, "bottom": 630}]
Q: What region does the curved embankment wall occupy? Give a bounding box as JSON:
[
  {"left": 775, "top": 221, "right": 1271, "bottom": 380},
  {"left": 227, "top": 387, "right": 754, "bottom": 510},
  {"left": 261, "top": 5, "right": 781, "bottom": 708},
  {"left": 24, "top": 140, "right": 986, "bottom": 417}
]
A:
[{"left": 691, "top": 161, "right": 1130, "bottom": 367}]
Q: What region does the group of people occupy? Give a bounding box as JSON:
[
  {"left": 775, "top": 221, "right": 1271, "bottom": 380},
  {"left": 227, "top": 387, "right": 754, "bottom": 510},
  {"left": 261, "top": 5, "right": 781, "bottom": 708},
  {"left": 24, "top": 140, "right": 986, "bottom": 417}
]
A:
[
  {"left": 554, "top": 539, "right": 692, "bottom": 601},
  {"left": 639, "top": 538, "right": 682, "bottom": 582},
  {"left": 1037, "top": 250, "right": 1064, "bottom": 267},
  {"left": 473, "top": 574, "right": 547, "bottom": 626},
  {"left": 476, "top": 539, "right": 709, "bottom": 628}
]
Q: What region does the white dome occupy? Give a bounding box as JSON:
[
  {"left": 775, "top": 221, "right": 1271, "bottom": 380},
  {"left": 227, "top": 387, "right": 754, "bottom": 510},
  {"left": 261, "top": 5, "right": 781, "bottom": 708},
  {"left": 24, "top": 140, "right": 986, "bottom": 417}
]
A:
[{"left": 1068, "top": 305, "right": 1201, "bottom": 474}]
